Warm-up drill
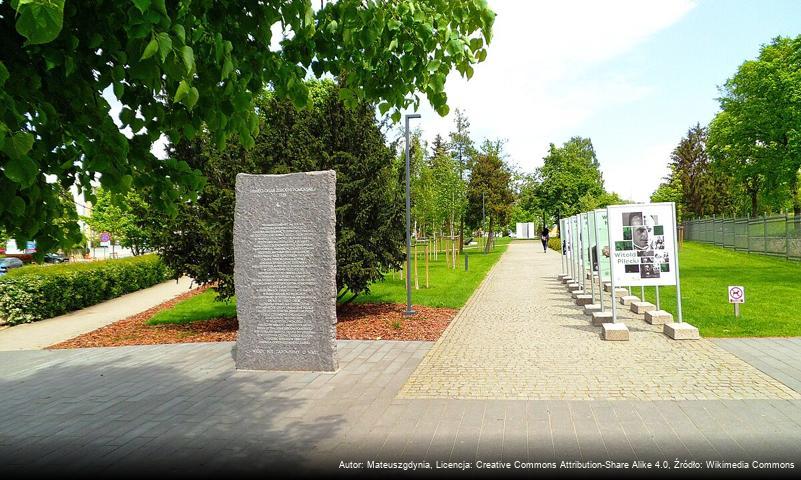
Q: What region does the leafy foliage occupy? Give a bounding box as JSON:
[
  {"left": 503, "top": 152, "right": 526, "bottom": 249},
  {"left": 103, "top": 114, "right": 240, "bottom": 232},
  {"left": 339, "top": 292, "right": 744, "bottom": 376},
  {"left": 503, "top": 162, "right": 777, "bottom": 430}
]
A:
[
  {"left": 536, "top": 137, "right": 606, "bottom": 221},
  {"left": 0, "top": 0, "right": 495, "bottom": 256},
  {"left": 0, "top": 254, "right": 170, "bottom": 324},
  {"left": 85, "top": 188, "right": 153, "bottom": 255},
  {"left": 147, "top": 80, "right": 405, "bottom": 300},
  {"left": 466, "top": 139, "right": 513, "bottom": 251},
  {"left": 708, "top": 35, "right": 801, "bottom": 215}
]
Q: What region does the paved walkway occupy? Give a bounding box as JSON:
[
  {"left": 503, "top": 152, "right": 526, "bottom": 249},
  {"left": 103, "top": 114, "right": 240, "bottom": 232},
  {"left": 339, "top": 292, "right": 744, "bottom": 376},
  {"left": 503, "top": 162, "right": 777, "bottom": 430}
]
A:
[
  {"left": 2, "top": 341, "right": 801, "bottom": 475},
  {"left": 2, "top": 242, "right": 801, "bottom": 474},
  {"left": 399, "top": 242, "right": 799, "bottom": 400},
  {"left": 0, "top": 277, "right": 194, "bottom": 351}
]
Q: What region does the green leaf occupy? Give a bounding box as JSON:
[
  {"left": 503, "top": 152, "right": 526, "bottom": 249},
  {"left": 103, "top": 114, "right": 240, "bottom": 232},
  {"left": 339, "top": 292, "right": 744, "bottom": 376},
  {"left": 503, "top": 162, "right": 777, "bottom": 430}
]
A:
[
  {"left": 14, "top": 0, "right": 65, "bottom": 45},
  {"left": 132, "top": 0, "right": 151, "bottom": 14},
  {"left": 0, "top": 61, "right": 8, "bottom": 86},
  {"left": 378, "top": 102, "right": 390, "bottom": 115},
  {"left": 141, "top": 37, "right": 159, "bottom": 60},
  {"left": 327, "top": 20, "right": 338, "bottom": 34},
  {"left": 156, "top": 32, "right": 172, "bottom": 63},
  {"left": 180, "top": 46, "right": 194, "bottom": 73},
  {"left": 173, "top": 24, "right": 186, "bottom": 44},
  {"left": 9, "top": 196, "right": 26, "bottom": 216},
  {"left": 221, "top": 57, "right": 233, "bottom": 80},
  {"left": 113, "top": 81, "right": 124, "bottom": 99},
  {"left": 1, "top": 132, "right": 35, "bottom": 160},
  {"left": 391, "top": 111, "right": 401, "bottom": 123},
  {"left": 186, "top": 87, "right": 199, "bottom": 108},
  {"left": 174, "top": 80, "right": 190, "bottom": 103},
  {"left": 4, "top": 155, "right": 38, "bottom": 186},
  {"left": 427, "top": 59, "right": 441, "bottom": 73},
  {"left": 152, "top": 0, "right": 167, "bottom": 16}
]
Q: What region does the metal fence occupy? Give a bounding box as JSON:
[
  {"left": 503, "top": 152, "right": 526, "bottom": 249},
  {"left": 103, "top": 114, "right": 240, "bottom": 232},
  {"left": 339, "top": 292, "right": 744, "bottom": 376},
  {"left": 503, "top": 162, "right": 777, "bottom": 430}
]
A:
[{"left": 683, "top": 214, "right": 801, "bottom": 260}]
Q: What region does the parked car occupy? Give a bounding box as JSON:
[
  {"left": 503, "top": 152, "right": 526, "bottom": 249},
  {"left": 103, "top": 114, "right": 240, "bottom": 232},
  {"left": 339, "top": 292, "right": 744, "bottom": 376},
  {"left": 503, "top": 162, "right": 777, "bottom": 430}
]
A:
[
  {"left": 43, "top": 253, "right": 69, "bottom": 264},
  {"left": 0, "top": 257, "right": 24, "bottom": 276}
]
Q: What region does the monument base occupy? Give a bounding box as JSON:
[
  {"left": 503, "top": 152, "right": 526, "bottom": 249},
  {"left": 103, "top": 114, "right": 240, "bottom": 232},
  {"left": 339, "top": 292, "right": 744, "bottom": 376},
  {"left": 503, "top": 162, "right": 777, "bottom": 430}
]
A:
[
  {"left": 591, "top": 311, "right": 613, "bottom": 326},
  {"left": 663, "top": 322, "right": 700, "bottom": 340},
  {"left": 630, "top": 301, "right": 656, "bottom": 314},
  {"left": 602, "top": 322, "right": 629, "bottom": 341},
  {"left": 583, "top": 304, "right": 601, "bottom": 315},
  {"left": 645, "top": 310, "right": 673, "bottom": 325},
  {"left": 574, "top": 294, "right": 593, "bottom": 306},
  {"left": 619, "top": 295, "right": 639, "bottom": 306}
]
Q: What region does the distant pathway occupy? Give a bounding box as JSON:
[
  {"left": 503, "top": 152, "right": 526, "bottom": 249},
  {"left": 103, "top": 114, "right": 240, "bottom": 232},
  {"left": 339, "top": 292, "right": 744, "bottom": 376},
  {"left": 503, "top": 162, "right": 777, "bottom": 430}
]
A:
[
  {"left": 399, "top": 241, "right": 799, "bottom": 400},
  {"left": 0, "top": 277, "right": 194, "bottom": 351}
]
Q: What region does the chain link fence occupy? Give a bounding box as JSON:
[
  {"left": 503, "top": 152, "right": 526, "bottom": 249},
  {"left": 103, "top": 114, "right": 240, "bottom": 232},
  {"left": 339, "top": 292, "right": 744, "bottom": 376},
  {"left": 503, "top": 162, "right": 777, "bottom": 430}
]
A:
[{"left": 683, "top": 214, "right": 801, "bottom": 260}]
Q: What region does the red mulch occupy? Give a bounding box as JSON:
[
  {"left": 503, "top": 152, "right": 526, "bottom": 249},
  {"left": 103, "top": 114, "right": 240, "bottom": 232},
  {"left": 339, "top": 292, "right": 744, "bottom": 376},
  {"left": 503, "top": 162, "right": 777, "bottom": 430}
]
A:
[
  {"left": 336, "top": 303, "right": 457, "bottom": 341},
  {"left": 49, "top": 288, "right": 457, "bottom": 349}
]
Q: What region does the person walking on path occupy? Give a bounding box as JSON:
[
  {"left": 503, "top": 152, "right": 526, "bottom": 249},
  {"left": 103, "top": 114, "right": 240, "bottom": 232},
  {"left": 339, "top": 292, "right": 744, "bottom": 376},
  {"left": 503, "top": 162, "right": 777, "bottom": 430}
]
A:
[{"left": 540, "top": 226, "right": 549, "bottom": 253}]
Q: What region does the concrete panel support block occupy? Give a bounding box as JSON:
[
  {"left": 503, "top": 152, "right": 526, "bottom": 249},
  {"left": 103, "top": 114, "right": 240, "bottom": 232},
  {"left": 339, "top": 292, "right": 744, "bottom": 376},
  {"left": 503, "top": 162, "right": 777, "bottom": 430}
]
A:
[
  {"left": 574, "top": 294, "right": 593, "bottom": 306},
  {"left": 619, "top": 295, "right": 639, "bottom": 306},
  {"left": 630, "top": 302, "right": 656, "bottom": 314},
  {"left": 663, "top": 322, "right": 700, "bottom": 340},
  {"left": 602, "top": 322, "right": 629, "bottom": 341},
  {"left": 645, "top": 310, "right": 673, "bottom": 325},
  {"left": 591, "top": 311, "right": 613, "bottom": 326},
  {"left": 583, "top": 304, "right": 601, "bottom": 316}
]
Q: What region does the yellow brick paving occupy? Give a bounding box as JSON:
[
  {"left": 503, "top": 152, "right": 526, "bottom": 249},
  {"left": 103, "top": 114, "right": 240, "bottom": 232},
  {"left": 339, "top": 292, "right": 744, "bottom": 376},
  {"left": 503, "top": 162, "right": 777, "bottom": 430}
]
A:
[{"left": 399, "top": 241, "right": 800, "bottom": 400}]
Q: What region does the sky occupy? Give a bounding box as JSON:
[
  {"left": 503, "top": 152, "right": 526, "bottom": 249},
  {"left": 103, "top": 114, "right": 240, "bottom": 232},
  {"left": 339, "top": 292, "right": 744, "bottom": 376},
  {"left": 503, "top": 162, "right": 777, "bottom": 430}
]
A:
[{"left": 410, "top": 0, "right": 801, "bottom": 202}]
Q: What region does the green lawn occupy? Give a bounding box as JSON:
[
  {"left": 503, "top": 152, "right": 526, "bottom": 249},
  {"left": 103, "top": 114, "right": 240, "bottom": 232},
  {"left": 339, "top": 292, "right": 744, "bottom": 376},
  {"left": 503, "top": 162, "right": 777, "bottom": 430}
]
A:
[
  {"left": 353, "top": 237, "right": 511, "bottom": 308},
  {"left": 636, "top": 241, "right": 801, "bottom": 337},
  {"left": 149, "top": 290, "right": 236, "bottom": 325},
  {"left": 149, "top": 237, "right": 511, "bottom": 325}
]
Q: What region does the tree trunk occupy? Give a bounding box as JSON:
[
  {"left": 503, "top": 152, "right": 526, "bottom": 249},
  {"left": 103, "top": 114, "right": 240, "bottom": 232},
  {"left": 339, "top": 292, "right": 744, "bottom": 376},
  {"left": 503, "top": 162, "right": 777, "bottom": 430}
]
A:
[
  {"left": 425, "top": 242, "right": 430, "bottom": 288},
  {"left": 458, "top": 217, "right": 464, "bottom": 254},
  {"left": 414, "top": 241, "right": 419, "bottom": 290},
  {"left": 484, "top": 216, "right": 495, "bottom": 254}
]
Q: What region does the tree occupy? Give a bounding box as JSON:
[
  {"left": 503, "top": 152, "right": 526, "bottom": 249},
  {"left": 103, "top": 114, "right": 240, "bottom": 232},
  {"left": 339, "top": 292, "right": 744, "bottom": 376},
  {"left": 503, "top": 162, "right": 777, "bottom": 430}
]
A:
[
  {"left": 708, "top": 35, "right": 801, "bottom": 215},
  {"left": 85, "top": 188, "right": 152, "bottom": 255},
  {"left": 0, "top": 0, "right": 495, "bottom": 255},
  {"left": 536, "top": 137, "right": 605, "bottom": 224},
  {"left": 148, "top": 80, "right": 404, "bottom": 301},
  {"left": 650, "top": 169, "right": 685, "bottom": 221},
  {"left": 669, "top": 124, "right": 732, "bottom": 217},
  {"left": 448, "top": 108, "right": 474, "bottom": 252},
  {"left": 467, "top": 139, "right": 513, "bottom": 252}
]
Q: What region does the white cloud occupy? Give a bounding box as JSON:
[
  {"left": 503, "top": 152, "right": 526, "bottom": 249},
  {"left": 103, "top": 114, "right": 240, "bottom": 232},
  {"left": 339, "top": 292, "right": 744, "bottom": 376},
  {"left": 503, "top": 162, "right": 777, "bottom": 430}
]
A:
[{"left": 412, "top": 0, "right": 696, "bottom": 175}]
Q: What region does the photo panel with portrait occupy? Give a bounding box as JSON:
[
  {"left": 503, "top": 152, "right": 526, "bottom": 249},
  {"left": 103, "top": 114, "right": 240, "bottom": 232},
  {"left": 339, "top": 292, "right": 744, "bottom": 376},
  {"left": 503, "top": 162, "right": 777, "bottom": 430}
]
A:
[
  {"left": 624, "top": 264, "right": 640, "bottom": 273},
  {"left": 640, "top": 263, "right": 660, "bottom": 278}
]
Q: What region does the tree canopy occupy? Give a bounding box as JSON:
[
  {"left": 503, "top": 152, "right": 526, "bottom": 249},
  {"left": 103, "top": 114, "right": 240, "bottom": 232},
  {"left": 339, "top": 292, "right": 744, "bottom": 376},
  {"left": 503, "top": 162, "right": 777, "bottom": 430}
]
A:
[
  {"left": 0, "top": 0, "right": 495, "bottom": 255},
  {"left": 147, "top": 80, "right": 404, "bottom": 300}
]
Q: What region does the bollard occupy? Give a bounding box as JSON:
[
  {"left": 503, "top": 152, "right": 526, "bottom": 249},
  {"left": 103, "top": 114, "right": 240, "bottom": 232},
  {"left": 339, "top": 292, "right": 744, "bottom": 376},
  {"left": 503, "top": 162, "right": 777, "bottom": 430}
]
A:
[{"left": 465, "top": 254, "right": 469, "bottom": 272}]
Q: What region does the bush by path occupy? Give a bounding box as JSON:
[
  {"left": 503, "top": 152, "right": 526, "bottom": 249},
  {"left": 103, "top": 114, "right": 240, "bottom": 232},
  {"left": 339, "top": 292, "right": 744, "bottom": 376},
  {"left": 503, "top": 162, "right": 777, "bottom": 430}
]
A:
[{"left": 0, "top": 255, "right": 172, "bottom": 325}]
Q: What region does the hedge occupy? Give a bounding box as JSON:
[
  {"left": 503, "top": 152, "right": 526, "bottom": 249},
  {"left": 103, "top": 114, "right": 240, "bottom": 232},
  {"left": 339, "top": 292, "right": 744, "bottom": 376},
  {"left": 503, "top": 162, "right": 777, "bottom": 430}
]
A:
[
  {"left": 0, "top": 254, "right": 172, "bottom": 325},
  {"left": 548, "top": 236, "right": 562, "bottom": 252}
]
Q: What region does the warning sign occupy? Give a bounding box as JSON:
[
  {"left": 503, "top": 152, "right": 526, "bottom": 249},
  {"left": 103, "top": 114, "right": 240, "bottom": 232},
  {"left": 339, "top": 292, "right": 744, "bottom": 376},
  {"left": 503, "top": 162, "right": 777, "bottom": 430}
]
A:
[{"left": 728, "top": 286, "right": 745, "bottom": 304}]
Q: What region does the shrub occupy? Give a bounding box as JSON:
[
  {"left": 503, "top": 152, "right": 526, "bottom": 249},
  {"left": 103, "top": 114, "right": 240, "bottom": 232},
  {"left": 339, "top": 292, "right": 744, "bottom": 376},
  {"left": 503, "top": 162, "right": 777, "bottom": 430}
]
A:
[
  {"left": 548, "top": 236, "right": 562, "bottom": 252},
  {"left": 0, "top": 255, "right": 172, "bottom": 325}
]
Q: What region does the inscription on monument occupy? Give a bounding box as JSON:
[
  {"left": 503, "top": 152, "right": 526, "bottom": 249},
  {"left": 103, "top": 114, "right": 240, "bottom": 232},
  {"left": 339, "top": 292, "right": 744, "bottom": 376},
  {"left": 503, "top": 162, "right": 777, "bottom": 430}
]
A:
[{"left": 233, "top": 172, "right": 338, "bottom": 371}]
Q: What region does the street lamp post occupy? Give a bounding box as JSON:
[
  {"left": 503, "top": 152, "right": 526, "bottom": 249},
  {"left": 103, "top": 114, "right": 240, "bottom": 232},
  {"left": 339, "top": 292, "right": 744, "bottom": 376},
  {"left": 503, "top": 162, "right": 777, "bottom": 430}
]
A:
[{"left": 404, "top": 113, "right": 421, "bottom": 317}]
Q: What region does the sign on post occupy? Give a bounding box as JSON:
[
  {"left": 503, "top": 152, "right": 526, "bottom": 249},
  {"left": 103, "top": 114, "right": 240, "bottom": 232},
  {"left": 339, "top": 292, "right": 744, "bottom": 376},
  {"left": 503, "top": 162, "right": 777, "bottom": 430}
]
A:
[
  {"left": 100, "top": 232, "right": 111, "bottom": 248},
  {"left": 728, "top": 286, "right": 745, "bottom": 303},
  {"left": 728, "top": 285, "right": 745, "bottom": 318}
]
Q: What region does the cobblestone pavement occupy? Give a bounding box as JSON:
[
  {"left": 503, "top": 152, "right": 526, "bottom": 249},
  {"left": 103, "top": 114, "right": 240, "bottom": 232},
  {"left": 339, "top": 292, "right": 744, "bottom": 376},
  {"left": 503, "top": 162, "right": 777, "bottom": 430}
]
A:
[{"left": 399, "top": 241, "right": 800, "bottom": 401}]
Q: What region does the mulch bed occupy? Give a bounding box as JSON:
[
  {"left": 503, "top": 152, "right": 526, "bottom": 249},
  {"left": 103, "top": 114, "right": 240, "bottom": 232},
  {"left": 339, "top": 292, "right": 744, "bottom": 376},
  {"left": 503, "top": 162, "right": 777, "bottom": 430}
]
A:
[{"left": 49, "top": 288, "right": 457, "bottom": 349}]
